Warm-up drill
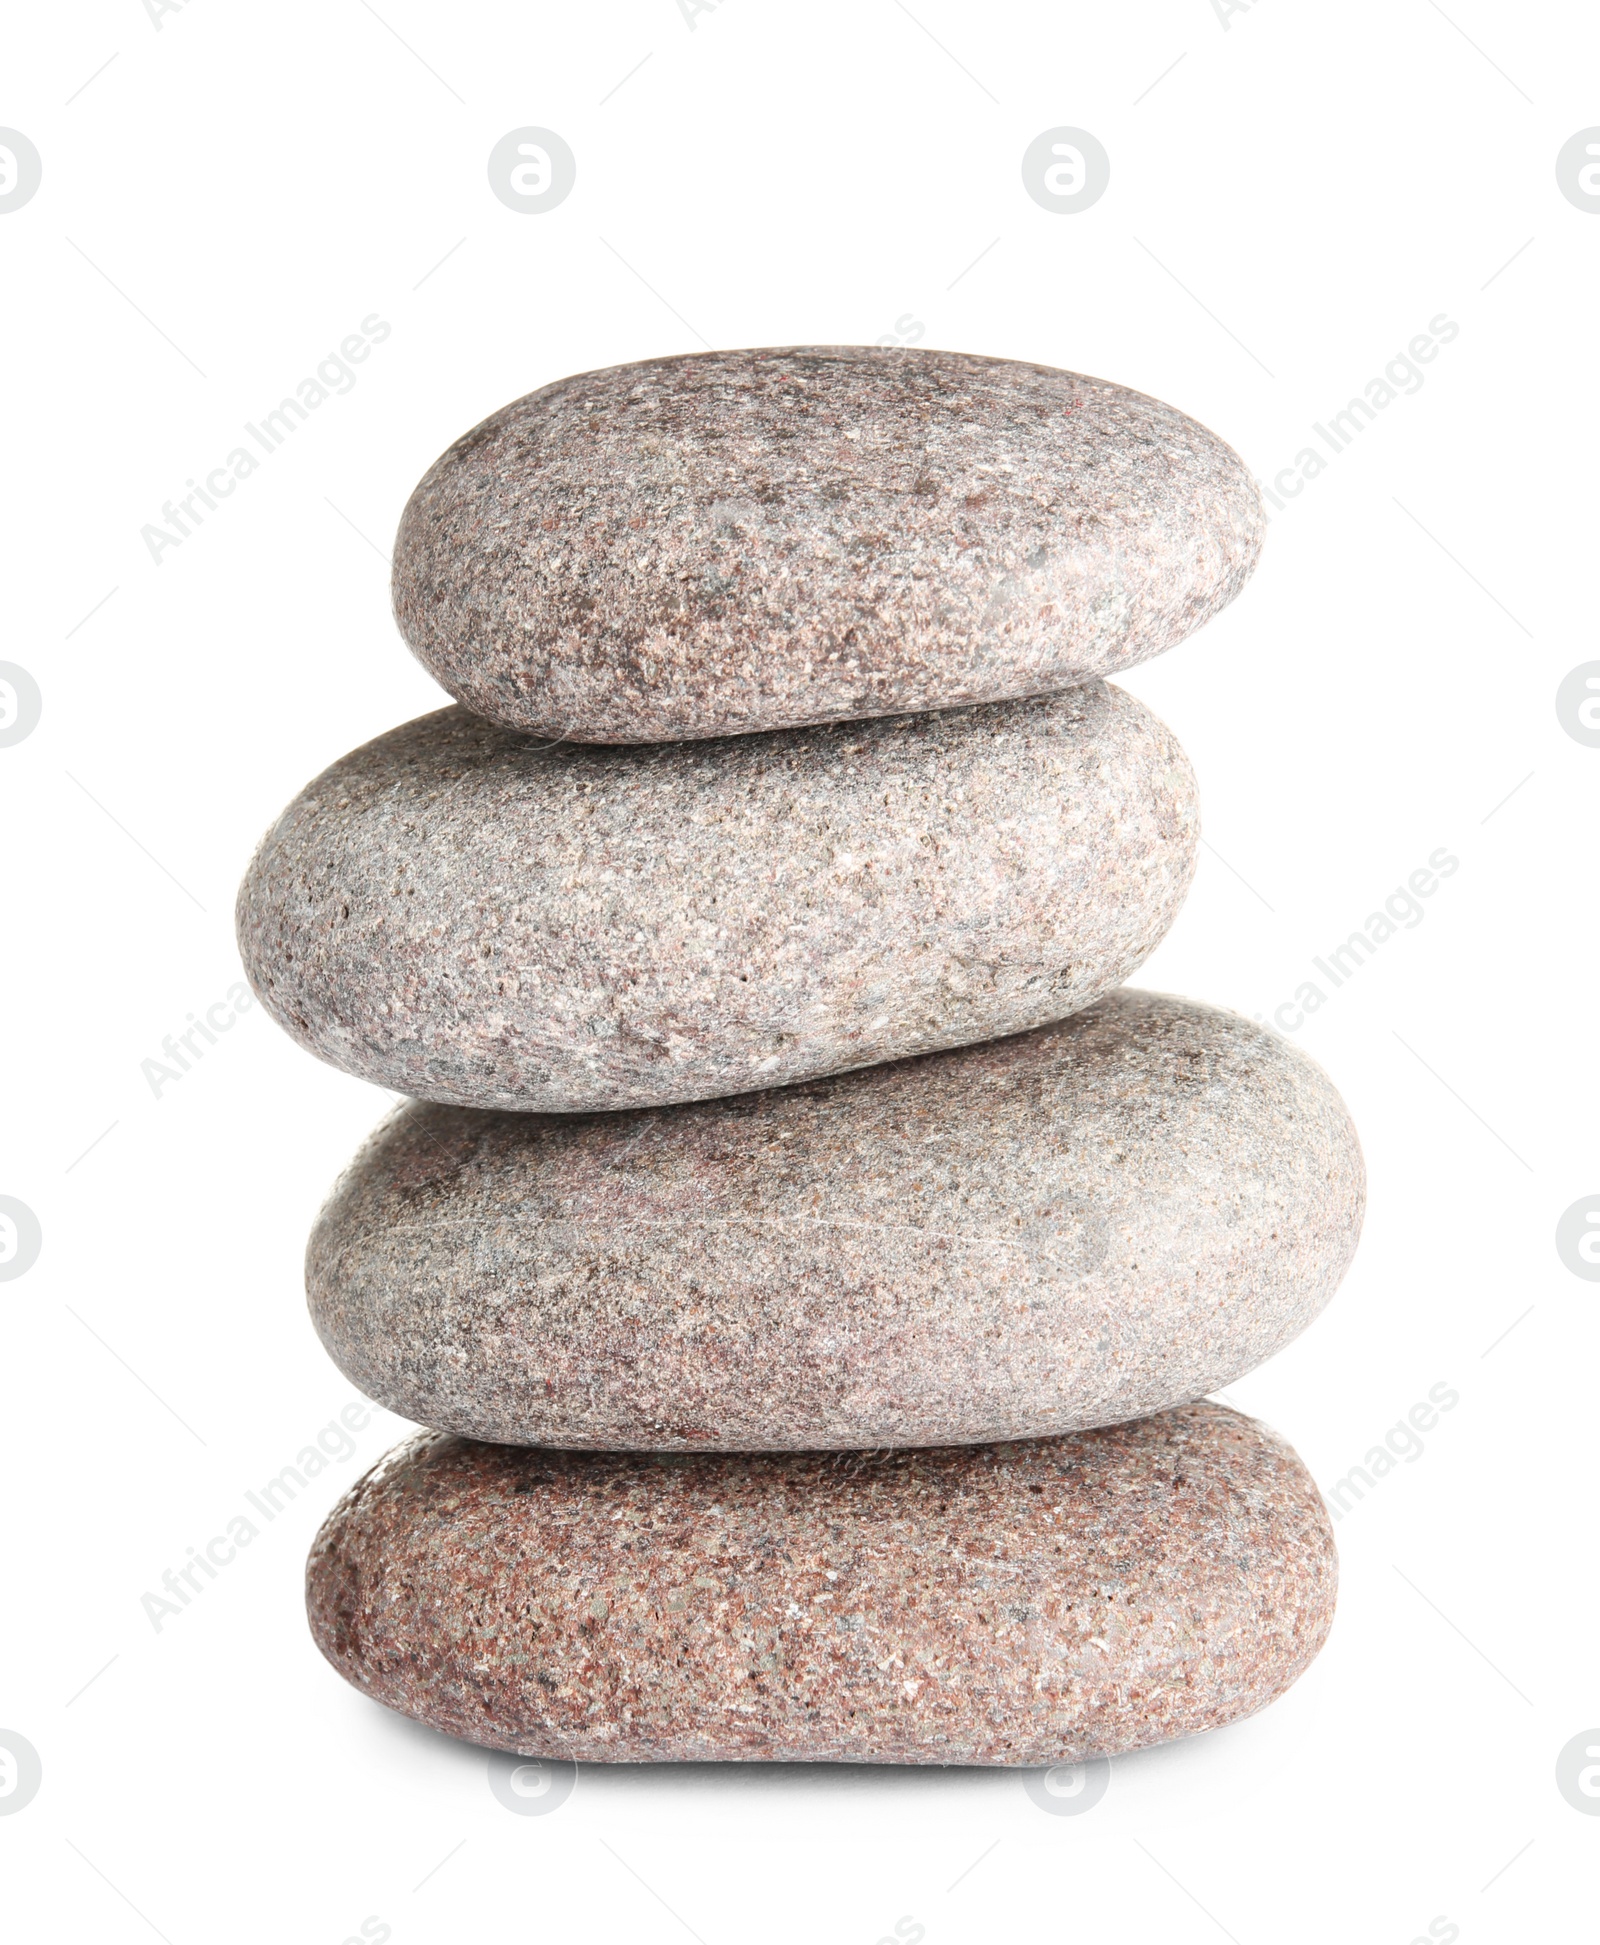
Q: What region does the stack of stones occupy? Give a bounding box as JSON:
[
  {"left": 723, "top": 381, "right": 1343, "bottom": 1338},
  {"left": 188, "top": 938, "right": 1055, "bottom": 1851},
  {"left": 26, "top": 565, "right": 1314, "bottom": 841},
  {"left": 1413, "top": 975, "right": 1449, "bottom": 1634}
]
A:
[{"left": 236, "top": 348, "right": 1364, "bottom": 1767}]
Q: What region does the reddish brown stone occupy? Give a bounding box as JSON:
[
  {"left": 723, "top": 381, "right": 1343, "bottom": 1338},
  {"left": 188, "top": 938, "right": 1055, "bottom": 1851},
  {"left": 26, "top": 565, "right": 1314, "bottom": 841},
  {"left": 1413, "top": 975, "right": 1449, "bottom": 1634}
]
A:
[{"left": 305, "top": 1404, "right": 1336, "bottom": 1764}]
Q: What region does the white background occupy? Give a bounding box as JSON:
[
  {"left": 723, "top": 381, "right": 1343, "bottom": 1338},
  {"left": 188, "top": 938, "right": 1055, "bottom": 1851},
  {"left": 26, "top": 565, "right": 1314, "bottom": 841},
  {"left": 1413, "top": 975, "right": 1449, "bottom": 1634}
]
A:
[{"left": 3, "top": 1, "right": 1596, "bottom": 1939}]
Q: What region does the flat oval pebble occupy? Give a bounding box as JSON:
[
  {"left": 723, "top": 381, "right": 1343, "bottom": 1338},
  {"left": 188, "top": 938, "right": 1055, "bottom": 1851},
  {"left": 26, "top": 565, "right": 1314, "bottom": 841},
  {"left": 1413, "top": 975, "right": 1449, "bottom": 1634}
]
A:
[
  {"left": 391, "top": 347, "right": 1265, "bottom": 743},
  {"left": 305, "top": 1403, "right": 1336, "bottom": 1764},
  {"left": 236, "top": 685, "right": 1197, "bottom": 1112},
  {"left": 308, "top": 990, "right": 1363, "bottom": 1448}
]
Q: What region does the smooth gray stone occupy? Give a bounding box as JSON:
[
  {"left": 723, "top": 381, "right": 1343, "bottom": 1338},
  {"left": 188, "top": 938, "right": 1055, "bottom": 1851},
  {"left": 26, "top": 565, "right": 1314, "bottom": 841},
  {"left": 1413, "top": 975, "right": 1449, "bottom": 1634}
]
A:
[
  {"left": 307, "top": 990, "right": 1365, "bottom": 1448},
  {"left": 236, "top": 684, "right": 1198, "bottom": 1112},
  {"left": 391, "top": 346, "right": 1265, "bottom": 743}
]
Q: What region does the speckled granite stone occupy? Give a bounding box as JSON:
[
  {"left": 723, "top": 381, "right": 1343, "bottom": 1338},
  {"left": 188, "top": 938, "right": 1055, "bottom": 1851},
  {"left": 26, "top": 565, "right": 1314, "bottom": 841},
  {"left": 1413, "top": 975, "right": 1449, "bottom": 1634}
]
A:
[
  {"left": 305, "top": 1403, "right": 1336, "bottom": 1764},
  {"left": 307, "top": 990, "right": 1362, "bottom": 1448},
  {"left": 391, "top": 347, "right": 1264, "bottom": 743},
  {"left": 236, "top": 685, "right": 1197, "bottom": 1112}
]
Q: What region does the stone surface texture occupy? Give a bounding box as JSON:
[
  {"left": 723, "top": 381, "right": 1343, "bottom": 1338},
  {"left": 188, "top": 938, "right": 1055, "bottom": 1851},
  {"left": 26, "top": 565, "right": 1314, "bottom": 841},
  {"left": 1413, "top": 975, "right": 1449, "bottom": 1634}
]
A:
[
  {"left": 305, "top": 1403, "right": 1337, "bottom": 1764},
  {"left": 307, "top": 991, "right": 1363, "bottom": 1449},
  {"left": 391, "top": 347, "right": 1264, "bottom": 743},
  {"left": 236, "top": 686, "right": 1198, "bottom": 1113}
]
